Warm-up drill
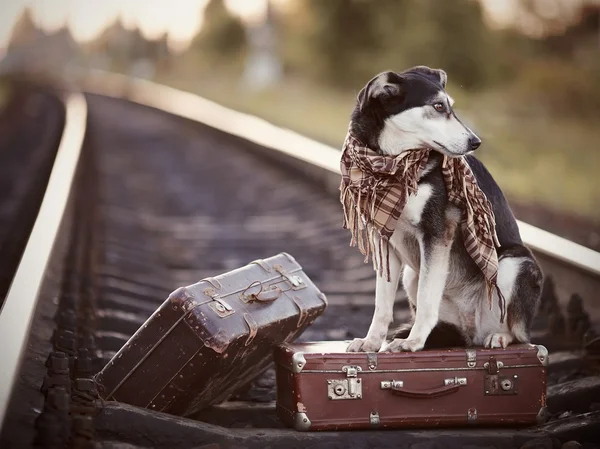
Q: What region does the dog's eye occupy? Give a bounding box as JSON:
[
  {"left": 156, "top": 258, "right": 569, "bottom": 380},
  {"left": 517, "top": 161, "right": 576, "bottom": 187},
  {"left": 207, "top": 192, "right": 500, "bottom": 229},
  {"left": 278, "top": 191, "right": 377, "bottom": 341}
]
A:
[{"left": 433, "top": 103, "right": 444, "bottom": 112}]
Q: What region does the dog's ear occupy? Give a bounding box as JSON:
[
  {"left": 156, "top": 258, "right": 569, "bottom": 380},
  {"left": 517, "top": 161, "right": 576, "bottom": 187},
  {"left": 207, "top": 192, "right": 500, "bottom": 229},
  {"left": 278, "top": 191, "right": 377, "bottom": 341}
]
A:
[
  {"left": 357, "top": 72, "right": 403, "bottom": 111},
  {"left": 408, "top": 66, "right": 447, "bottom": 89}
]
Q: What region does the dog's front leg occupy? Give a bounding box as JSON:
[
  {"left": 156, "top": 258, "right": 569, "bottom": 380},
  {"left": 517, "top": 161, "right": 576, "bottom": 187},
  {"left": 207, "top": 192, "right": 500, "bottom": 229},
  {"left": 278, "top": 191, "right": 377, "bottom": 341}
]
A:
[
  {"left": 381, "top": 239, "right": 451, "bottom": 352},
  {"left": 347, "top": 236, "right": 402, "bottom": 353}
]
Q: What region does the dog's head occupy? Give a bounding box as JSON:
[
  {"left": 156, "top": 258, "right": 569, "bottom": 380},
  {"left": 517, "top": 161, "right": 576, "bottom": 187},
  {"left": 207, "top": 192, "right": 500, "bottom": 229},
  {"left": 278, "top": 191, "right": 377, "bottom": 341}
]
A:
[{"left": 350, "top": 66, "right": 481, "bottom": 157}]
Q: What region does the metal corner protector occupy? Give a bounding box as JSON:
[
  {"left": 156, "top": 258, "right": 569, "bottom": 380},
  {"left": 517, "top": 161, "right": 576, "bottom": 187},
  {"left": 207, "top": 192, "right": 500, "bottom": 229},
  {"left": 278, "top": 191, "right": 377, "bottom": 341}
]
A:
[
  {"left": 537, "top": 406, "right": 549, "bottom": 424},
  {"left": 292, "top": 352, "right": 306, "bottom": 373},
  {"left": 536, "top": 345, "right": 549, "bottom": 366},
  {"left": 294, "top": 412, "right": 311, "bottom": 431}
]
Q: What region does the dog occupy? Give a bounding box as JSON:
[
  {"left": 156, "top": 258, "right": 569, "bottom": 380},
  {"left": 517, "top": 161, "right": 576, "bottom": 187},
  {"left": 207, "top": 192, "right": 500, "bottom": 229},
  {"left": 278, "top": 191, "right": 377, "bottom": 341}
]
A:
[{"left": 345, "top": 66, "right": 543, "bottom": 353}]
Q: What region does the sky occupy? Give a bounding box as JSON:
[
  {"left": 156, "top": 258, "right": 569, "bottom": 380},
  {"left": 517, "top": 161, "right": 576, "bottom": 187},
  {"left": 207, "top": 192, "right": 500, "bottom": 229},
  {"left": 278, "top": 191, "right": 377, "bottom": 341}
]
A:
[
  {"left": 0, "top": 0, "right": 596, "bottom": 51},
  {"left": 0, "top": 0, "right": 281, "bottom": 50}
]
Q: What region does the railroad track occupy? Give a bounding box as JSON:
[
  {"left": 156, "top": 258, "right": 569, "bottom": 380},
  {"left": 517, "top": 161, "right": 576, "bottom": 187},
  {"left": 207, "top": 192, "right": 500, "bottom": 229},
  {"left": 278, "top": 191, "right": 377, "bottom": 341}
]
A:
[
  {"left": 0, "top": 71, "right": 599, "bottom": 449},
  {"left": 0, "top": 82, "right": 66, "bottom": 302}
]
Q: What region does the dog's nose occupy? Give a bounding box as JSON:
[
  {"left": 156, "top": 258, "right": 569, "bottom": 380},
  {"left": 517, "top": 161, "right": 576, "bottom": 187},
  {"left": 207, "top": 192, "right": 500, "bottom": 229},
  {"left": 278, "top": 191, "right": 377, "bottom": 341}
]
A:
[{"left": 469, "top": 135, "right": 482, "bottom": 151}]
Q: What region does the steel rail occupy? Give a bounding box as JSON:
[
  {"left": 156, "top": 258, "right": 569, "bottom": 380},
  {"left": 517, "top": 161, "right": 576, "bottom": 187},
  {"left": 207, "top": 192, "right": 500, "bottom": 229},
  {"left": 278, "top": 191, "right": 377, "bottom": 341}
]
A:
[
  {"left": 77, "top": 69, "right": 600, "bottom": 279},
  {"left": 0, "top": 91, "right": 87, "bottom": 429}
]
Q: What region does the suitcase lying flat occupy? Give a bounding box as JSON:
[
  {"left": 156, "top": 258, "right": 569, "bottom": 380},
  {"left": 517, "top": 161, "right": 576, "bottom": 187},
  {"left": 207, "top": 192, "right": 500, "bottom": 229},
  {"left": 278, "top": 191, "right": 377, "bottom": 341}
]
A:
[
  {"left": 274, "top": 341, "right": 548, "bottom": 431},
  {"left": 94, "top": 253, "right": 328, "bottom": 416}
]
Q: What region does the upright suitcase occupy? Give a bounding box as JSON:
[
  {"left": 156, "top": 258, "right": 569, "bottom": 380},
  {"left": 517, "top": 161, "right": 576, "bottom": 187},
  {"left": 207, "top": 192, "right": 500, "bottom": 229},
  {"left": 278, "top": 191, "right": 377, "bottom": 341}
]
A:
[
  {"left": 275, "top": 341, "right": 548, "bottom": 431},
  {"left": 94, "top": 253, "right": 327, "bottom": 416}
]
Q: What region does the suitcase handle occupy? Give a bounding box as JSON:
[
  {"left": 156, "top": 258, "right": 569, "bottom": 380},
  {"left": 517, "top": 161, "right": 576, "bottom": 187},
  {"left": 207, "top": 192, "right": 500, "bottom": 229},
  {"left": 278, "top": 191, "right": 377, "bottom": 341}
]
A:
[
  {"left": 241, "top": 281, "right": 282, "bottom": 303},
  {"left": 386, "top": 382, "right": 460, "bottom": 399},
  {"left": 253, "top": 287, "right": 282, "bottom": 302}
]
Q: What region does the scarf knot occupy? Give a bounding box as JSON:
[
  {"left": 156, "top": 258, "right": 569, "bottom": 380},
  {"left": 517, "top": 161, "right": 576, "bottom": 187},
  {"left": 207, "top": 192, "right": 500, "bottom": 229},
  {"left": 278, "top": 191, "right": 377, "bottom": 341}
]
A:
[{"left": 339, "top": 132, "right": 507, "bottom": 323}]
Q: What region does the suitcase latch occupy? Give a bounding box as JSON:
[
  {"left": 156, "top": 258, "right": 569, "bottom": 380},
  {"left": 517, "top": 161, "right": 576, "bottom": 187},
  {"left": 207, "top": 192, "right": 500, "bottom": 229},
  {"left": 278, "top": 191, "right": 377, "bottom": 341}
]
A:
[
  {"left": 483, "top": 356, "right": 513, "bottom": 395},
  {"left": 275, "top": 265, "right": 307, "bottom": 291},
  {"left": 288, "top": 275, "right": 304, "bottom": 289},
  {"left": 466, "top": 349, "right": 477, "bottom": 368},
  {"left": 327, "top": 366, "right": 362, "bottom": 401},
  {"left": 343, "top": 365, "right": 360, "bottom": 377},
  {"left": 205, "top": 288, "right": 234, "bottom": 318},
  {"left": 484, "top": 356, "right": 503, "bottom": 374}
]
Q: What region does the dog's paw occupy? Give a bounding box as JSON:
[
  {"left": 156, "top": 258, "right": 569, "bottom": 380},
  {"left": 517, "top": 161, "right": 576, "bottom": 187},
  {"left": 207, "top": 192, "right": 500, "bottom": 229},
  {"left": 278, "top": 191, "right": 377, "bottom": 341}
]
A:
[
  {"left": 346, "top": 337, "right": 383, "bottom": 353},
  {"left": 379, "top": 338, "right": 425, "bottom": 353},
  {"left": 484, "top": 332, "right": 513, "bottom": 349}
]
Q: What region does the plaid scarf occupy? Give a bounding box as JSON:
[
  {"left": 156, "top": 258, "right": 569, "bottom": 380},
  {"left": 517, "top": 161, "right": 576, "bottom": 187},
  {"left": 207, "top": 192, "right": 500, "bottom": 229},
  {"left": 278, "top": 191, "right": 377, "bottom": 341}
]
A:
[{"left": 339, "top": 133, "right": 506, "bottom": 323}]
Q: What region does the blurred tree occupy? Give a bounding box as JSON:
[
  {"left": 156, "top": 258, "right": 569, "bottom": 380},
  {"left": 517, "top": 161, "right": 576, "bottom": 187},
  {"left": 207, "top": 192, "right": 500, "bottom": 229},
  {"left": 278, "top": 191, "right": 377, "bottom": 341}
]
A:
[
  {"left": 291, "top": 0, "right": 382, "bottom": 89},
  {"left": 367, "top": 0, "right": 424, "bottom": 72},
  {"left": 4, "top": 8, "right": 82, "bottom": 75},
  {"left": 84, "top": 20, "right": 142, "bottom": 72},
  {"left": 537, "top": 3, "right": 600, "bottom": 60},
  {"left": 154, "top": 32, "right": 172, "bottom": 71},
  {"left": 422, "top": 0, "right": 499, "bottom": 89},
  {"left": 282, "top": 0, "right": 514, "bottom": 90},
  {"left": 502, "top": 2, "right": 600, "bottom": 117},
  {"left": 511, "top": 0, "right": 594, "bottom": 37},
  {"left": 6, "top": 7, "right": 42, "bottom": 52},
  {"left": 189, "top": 0, "right": 247, "bottom": 66}
]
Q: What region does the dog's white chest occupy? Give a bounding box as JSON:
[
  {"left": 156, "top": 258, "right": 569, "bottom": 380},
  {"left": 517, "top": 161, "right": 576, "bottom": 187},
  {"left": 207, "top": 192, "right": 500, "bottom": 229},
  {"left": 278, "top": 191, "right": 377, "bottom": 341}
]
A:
[{"left": 400, "top": 183, "right": 433, "bottom": 225}]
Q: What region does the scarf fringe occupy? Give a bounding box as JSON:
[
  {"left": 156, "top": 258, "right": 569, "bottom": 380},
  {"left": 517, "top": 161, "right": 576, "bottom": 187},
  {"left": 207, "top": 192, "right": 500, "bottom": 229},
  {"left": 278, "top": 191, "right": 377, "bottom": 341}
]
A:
[
  {"left": 340, "top": 158, "right": 427, "bottom": 282},
  {"left": 341, "top": 180, "right": 395, "bottom": 281},
  {"left": 486, "top": 280, "right": 507, "bottom": 324}
]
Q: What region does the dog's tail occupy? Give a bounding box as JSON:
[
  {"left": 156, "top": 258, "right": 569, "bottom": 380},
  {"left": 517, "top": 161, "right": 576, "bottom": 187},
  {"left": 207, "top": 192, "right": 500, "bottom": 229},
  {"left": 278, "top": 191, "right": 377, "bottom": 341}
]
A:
[{"left": 387, "top": 322, "right": 468, "bottom": 349}]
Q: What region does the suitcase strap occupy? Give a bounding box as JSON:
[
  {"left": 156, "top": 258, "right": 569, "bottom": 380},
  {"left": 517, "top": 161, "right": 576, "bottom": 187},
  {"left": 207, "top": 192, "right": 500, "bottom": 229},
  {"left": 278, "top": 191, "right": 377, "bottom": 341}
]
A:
[{"left": 243, "top": 313, "right": 258, "bottom": 346}]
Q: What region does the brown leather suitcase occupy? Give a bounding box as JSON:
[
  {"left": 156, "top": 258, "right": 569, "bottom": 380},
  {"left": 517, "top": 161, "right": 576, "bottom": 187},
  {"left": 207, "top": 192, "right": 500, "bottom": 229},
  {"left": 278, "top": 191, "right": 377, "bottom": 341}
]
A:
[
  {"left": 93, "top": 253, "right": 328, "bottom": 416},
  {"left": 274, "top": 341, "right": 548, "bottom": 431}
]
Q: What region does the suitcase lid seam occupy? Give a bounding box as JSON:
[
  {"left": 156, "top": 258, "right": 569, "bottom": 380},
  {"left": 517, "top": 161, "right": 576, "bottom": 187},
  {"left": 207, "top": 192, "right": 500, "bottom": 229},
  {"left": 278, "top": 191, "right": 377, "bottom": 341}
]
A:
[
  {"left": 281, "top": 364, "right": 543, "bottom": 373},
  {"left": 193, "top": 267, "right": 307, "bottom": 302}
]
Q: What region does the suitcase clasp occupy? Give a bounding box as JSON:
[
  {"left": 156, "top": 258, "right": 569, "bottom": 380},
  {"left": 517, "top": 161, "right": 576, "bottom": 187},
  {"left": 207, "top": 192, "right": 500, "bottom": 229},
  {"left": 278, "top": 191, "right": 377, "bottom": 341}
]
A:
[
  {"left": 343, "top": 365, "right": 361, "bottom": 378},
  {"left": 483, "top": 356, "right": 503, "bottom": 374},
  {"left": 327, "top": 366, "right": 363, "bottom": 401},
  {"left": 275, "top": 265, "right": 307, "bottom": 291},
  {"left": 205, "top": 288, "right": 235, "bottom": 318},
  {"left": 288, "top": 275, "right": 305, "bottom": 289},
  {"left": 466, "top": 349, "right": 477, "bottom": 368}
]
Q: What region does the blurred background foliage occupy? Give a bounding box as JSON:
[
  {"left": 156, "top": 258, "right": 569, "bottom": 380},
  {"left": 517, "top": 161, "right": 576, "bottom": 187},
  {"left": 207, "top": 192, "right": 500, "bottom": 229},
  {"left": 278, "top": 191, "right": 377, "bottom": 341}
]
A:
[{"left": 2, "top": 0, "right": 599, "bottom": 225}]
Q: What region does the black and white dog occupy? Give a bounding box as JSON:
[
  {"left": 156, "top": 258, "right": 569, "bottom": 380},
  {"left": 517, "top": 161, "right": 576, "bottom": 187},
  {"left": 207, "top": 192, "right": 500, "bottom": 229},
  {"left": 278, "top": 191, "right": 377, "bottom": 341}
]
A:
[{"left": 346, "top": 66, "right": 543, "bottom": 353}]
